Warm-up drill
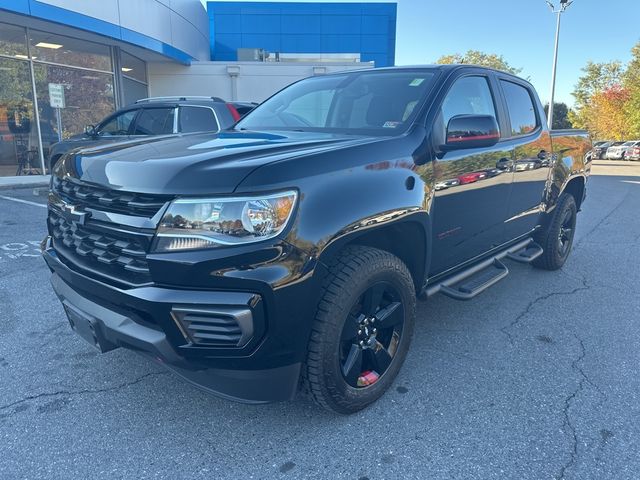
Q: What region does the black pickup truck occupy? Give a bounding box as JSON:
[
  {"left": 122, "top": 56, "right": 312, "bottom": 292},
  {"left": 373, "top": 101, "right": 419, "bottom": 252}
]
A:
[{"left": 42, "top": 66, "right": 591, "bottom": 414}]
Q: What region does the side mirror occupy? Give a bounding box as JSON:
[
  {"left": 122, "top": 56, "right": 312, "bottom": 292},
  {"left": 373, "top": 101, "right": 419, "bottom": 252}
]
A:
[
  {"left": 84, "top": 124, "right": 97, "bottom": 136},
  {"left": 443, "top": 114, "right": 500, "bottom": 150}
]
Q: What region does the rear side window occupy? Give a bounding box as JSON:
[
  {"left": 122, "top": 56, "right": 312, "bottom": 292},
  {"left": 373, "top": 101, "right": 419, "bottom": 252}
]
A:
[
  {"left": 179, "top": 106, "right": 220, "bottom": 133},
  {"left": 500, "top": 81, "right": 538, "bottom": 136},
  {"left": 441, "top": 76, "right": 496, "bottom": 127},
  {"left": 132, "top": 108, "right": 175, "bottom": 135}
]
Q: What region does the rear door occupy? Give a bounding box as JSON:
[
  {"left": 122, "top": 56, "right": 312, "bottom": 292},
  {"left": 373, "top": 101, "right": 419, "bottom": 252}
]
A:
[
  {"left": 497, "top": 77, "right": 553, "bottom": 240},
  {"left": 428, "top": 72, "right": 515, "bottom": 275}
]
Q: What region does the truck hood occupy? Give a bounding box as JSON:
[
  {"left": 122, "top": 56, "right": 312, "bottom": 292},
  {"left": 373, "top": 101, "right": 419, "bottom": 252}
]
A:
[{"left": 56, "top": 130, "right": 381, "bottom": 195}]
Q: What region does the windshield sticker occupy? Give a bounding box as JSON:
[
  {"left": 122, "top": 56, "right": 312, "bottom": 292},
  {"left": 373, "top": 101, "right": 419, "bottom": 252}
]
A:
[
  {"left": 409, "top": 78, "right": 425, "bottom": 87},
  {"left": 382, "top": 121, "right": 402, "bottom": 128}
]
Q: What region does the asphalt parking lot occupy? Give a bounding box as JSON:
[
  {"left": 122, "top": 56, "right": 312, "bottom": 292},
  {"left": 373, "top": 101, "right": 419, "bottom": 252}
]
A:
[{"left": 1, "top": 160, "right": 639, "bottom": 480}]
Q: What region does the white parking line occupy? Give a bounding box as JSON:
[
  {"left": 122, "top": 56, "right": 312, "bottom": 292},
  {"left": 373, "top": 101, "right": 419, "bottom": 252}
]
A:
[{"left": 0, "top": 195, "right": 47, "bottom": 209}]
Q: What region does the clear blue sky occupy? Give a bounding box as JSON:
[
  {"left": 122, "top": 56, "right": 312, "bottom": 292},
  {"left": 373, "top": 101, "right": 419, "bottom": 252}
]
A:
[
  {"left": 204, "top": 0, "right": 640, "bottom": 106},
  {"left": 395, "top": 0, "right": 640, "bottom": 106}
]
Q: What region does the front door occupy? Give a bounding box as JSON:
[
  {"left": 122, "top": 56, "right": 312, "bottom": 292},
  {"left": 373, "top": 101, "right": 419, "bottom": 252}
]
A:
[{"left": 428, "top": 74, "right": 514, "bottom": 275}]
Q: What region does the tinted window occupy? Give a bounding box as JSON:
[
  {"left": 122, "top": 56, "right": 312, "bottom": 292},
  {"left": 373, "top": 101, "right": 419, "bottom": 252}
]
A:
[
  {"left": 98, "top": 110, "right": 137, "bottom": 136},
  {"left": 132, "top": 108, "right": 174, "bottom": 135},
  {"left": 234, "top": 105, "right": 254, "bottom": 116},
  {"left": 501, "top": 80, "right": 538, "bottom": 136},
  {"left": 441, "top": 76, "right": 496, "bottom": 128},
  {"left": 179, "top": 106, "right": 219, "bottom": 133},
  {"left": 237, "top": 70, "right": 436, "bottom": 134}
]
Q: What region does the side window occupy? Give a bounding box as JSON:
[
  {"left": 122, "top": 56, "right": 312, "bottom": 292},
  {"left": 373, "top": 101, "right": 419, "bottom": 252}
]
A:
[
  {"left": 179, "top": 106, "right": 219, "bottom": 133},
  {"left": 441, "top": 76, "right": 497, "bottom": 127},
  {"left": 132, "top": 108, "right": 175, "bottom": 135},
  {"left": 97, "top": 110, "right": 137, "bottom": 136},
  {"left": 500, "top": 80, "right": 538, "bottom": 136}
]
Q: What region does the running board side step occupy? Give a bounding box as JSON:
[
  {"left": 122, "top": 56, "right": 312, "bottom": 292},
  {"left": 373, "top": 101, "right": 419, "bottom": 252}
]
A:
[
  {"left": 439, "top": 259, "right": 509, "bottom": 300},
  {"left": 506, "top": 242, "right": 543, "bottom": 263},
  {"left": 423, "top": 238, "right": 537, "bottom": 301}
]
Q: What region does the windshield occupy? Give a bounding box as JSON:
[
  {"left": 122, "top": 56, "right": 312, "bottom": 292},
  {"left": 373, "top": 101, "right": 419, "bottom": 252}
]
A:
[{"left": 236, "top": 69, "right": 437, "bottom": 135}]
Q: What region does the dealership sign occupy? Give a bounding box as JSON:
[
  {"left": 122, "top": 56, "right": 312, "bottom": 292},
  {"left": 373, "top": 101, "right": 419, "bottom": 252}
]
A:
[{"left": 48, "top": 83, "right": 65, "bottom": 108}]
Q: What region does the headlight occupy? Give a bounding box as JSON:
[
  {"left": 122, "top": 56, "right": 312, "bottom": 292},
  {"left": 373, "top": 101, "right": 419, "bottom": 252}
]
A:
[{"left": 154, "top": 190, "right": 297, "bottom": 252}]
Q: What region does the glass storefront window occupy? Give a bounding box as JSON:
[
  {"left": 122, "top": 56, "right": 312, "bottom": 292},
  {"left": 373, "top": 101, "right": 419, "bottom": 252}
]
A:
[
  {"left": 122, "top": 77, "right": 148, "bottom": 106},
  {"left": 0, "top": 22, "right": 28, "bottom": 58},
  {"left": 0, "top": 22, "right": 141, "bottom": 176},
  {"left": 121, "top": 51, "right": 148, "bottom": 105},
  {"left": 0, "top": 57, "right": 42, "bottom": 176},
  {"left": 30, "top": 30, "right": 112, "bottom": 71},
  {"left": 121, "top": 51, "right": 147, "bottom": 83},
  {"left": 33, "top": 63, "right": 115, "bottom": 160}
]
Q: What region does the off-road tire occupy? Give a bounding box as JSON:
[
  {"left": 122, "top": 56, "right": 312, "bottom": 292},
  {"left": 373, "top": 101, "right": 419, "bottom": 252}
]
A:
[
  {"left": 302, "top": 246, "right": 416, "bottom": 414},
  {"left": 533, "top": 192, "right": 577, "bottom": 271}
]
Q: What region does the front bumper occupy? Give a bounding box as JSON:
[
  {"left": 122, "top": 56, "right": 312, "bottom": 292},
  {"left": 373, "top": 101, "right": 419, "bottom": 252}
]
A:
[{"left": 42, "top": 237, "right": 321, "bottom": 403}]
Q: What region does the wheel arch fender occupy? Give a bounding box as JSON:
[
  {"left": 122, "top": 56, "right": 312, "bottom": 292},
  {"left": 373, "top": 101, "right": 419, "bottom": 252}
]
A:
[
  {"left": 561, "top": 175, "right": 586, "bottom": 210},
  {"left": 316, "top": 211, "right": 432, "bottom": 293}
]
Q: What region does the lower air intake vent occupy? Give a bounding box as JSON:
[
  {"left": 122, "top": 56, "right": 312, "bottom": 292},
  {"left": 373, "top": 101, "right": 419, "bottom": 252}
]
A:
[{"left": 171, "top": 306, "right": 254, "bottom": 348}]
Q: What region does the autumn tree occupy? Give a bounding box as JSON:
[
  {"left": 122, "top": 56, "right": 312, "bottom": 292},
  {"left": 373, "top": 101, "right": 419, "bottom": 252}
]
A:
[
  {"left": 623, "top": 41, "right": 640, "bottom": 138},
  {"left": 435, "top": 50, "right": 522, "bottom": 75},
  {"left": 570, "top": 61, "right": 624, "bottom": 132},
  {"left": 588, "top": 86, "right": 631, "bottom": 140}
]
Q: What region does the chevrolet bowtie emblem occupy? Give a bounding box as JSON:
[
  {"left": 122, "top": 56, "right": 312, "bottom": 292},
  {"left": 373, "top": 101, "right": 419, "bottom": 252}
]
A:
[{"left": 61, "top": 203, "right": 90, "bottom": 225}]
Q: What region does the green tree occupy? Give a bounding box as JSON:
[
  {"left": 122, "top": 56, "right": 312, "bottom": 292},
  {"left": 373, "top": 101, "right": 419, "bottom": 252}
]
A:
[
  {"left": 543, "top": 102, "right": 573, "bottom": 129},
  {"left": 435, "top": 50, "right": 522, "bottom": 75}
]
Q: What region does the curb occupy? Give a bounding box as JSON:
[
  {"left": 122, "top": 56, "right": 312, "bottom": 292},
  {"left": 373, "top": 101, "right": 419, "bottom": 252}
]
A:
[{"left": 0, "top": 176, "right": 50, "bottom": 191}]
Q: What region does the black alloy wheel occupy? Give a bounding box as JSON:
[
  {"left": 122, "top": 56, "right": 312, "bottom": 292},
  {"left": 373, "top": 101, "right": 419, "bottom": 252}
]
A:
[
  {"left": 340, "top": 282, "right": 405, "bottom": 388},
  {"left": 303, "top": 246, "right": 416, "bottom": 414},
  {"left": 557, "top": 207, "right": 576, "bottom": 258},
  {"left": 533, "top": 192, "right": 578, "bottom": 271}
]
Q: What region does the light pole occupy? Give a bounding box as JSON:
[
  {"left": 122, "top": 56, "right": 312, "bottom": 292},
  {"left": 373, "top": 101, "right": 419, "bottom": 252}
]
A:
[{"left": 546, "top": 0, "right": 573, "bottom": 128}]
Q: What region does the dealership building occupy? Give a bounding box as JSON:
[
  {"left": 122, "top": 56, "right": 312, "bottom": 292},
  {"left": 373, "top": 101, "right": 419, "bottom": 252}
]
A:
[{"left": 0, "top": 0, "right": 397, "bottom": 177}]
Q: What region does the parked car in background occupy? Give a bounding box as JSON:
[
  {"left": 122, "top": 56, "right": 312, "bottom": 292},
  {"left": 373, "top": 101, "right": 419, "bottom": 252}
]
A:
[
  {"left": 621, "top": 140, "right": 640, "bottom": 159},
  {"left": 627, "top": 144, "right": 640, "bottom": 161},
  {"left": 47, "top": 96, "right": 245, "bottom": 171},
  {"left": 592, "top": 141, "right": 613, "bottom": 159},
  {"left": 605, "top": 141, "right": 627, "bottom": 159}
]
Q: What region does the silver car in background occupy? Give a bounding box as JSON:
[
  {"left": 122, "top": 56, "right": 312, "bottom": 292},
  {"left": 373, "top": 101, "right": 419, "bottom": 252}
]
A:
[{"left": 606, "top": 141, "right": 639, "bottom": 160}]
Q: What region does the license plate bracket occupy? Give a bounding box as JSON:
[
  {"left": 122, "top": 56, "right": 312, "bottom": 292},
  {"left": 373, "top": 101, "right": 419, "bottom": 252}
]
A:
[{"left": 63, "top": 302, "right": 117, "bottom": 353}]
